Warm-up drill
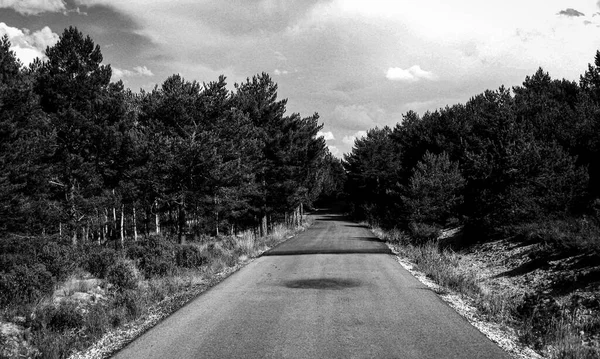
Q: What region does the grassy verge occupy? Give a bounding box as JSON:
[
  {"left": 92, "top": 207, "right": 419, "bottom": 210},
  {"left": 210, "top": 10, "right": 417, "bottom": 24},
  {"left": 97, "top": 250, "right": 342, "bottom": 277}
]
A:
[
  {"left": 0, "top": 220, "right": 312, "bottom": 359},
  {"left": 371, "top": 226, "right": 600, "bottom": 359}
]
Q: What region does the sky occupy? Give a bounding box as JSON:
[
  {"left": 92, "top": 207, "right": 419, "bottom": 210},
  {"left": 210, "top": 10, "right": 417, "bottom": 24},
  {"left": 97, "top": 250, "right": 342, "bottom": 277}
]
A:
[{"left": 1, "top": 0, "right": 600, "bottom": 157}]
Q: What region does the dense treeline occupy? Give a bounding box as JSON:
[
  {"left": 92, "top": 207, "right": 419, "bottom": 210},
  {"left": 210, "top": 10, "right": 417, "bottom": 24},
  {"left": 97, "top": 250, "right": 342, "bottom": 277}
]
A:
[
  {"left": 0, "top": 27, "right": 340, "bottom": 245},
  {"left": 345, "top": 51, "right": 600, "bottom": 247}
]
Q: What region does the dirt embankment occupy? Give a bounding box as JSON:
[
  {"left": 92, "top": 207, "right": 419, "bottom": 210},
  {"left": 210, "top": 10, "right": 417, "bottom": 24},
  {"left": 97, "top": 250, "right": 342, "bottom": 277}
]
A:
[{"left": 380, "top": 227, "right": 600, "bottom": 359}]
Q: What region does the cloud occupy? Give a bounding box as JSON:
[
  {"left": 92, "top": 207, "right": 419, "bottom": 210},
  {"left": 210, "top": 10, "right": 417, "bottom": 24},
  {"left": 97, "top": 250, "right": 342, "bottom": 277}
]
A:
[
  {"left": 112, "top": 65, "right": 154, "bottom": 79},
  {"left": 317, "top": 131, "right": 335, "bottom": 141},
  {"left": 274, "top": 69, "right": 289, "bottom": 76},
  {"left": 557, "top": 8, "right": 585, "bottom": 17},
  {"left": 274, "top": 51, "right": 287, "bottom": 61},
  {"left": 386, "top": 65, "right": 437, "bottom": 82},
  {"left": 342, "top": 130, "right": 367, "bottom": 146},
  {"left": 329, "top": 104, "right": 386, "bottom": 132},
  {"left": 0, "top": 0, "right": 66, "bottom": 15},
  {"left": 327, "top": 145, "right": 341, "bottom": 157},
  {"left": 0, "top": 22, "right": 59, "bottom": 65}
]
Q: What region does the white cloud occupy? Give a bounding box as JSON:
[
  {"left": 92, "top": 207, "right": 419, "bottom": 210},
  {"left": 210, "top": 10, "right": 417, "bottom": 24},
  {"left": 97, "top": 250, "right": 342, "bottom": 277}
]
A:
[
  {"left": 386, "top": 65, "right": 437, "bottom": 82},
  {"left": 0, "top": 23, "right": 59, "bottom": 65},
  {"left": 112, "top": 65, "right": 154, "bottom": 79},
  {"left": 327, "top": 145, "right": 341, "bottom": 157},
  {"left": 0, "top": 0, "right": 66, "bottom": 15},
  {"left": 342, "top": 130, "right": 367, "bottom": 146},
  {"left": 330, "top": 104, "right": 385, "bottom": 131},
  {"left": 317, "top": 131, "right": 335, "bottom": 141},
  {"left": 274, "top": 51, "right": 287, "bottom": 61}
]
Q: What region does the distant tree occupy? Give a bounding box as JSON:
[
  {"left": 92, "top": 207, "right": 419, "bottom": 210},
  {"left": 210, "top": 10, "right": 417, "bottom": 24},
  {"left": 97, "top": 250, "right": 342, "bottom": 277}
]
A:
[
  {"left": 34, "top": 26, "right": 115, "bottom": 244},
  {"left": 0, "top": 35, "right": 56, "bottom": 234},
  {"left": 344, "top": 127, "right": 402, "bottom": 226},
  {"left": 403, "top": 151, "right": 465, "bottom": 226}
]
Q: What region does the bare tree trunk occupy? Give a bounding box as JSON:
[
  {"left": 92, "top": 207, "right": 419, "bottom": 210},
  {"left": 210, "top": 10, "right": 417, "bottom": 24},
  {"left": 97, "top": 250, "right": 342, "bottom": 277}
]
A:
[
  {"left": 261, "top": 214, "right": 268, "bottom": 237},
  {"left": 103, "top": 209, "right": 108, "bottom": 242},
  {"left": 177, "top": 203, "right": 186, "bottom": 245},
  {"left": 70, "top": 184, "right": 77, "bottom": 246},
  {"left": 155, "top": 200, "right": 160, "bottom": 235},
  {"left": 120, "top": 204, "right": 125, "bottom": 248},
  {"left": 59, "top": 222, "right": 62, "bottom": 237},
  {"left": 133, "top": 205, "right": 138, "bottom": 241}
]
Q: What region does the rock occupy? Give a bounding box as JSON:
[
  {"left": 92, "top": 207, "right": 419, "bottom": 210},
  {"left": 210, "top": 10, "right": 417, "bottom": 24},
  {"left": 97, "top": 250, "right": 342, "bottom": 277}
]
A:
[
  {"left": 11, "top": 316, "right": 26, "bottom": 324},
  {"left": 0, "top": 322, "right": 39, "bottom": 358},
  {"left": 71, "top": 291, "right": 94, "bottom": 302}
]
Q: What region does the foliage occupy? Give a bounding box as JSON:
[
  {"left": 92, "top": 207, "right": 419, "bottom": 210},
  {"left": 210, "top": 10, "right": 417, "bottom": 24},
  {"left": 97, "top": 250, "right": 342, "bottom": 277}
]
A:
[
  {"left": 126, "top": 239, "right": 176, "bottom": 278},
  {"left": 1, "top": 27, "right": 332, "bottom": 244},
  {"left": 85, "top": 247, "right": 120, "bottom": 279},
  {"left": 403, "top": 151, "right": 465, "bottom": 226},
  {"left": 0, "top": 264, "right": 54, "bottom": 305},
  {"left": 344, "top": 52, "right": 600, "bottom": 251},
  {"left": 106, "top": 260, "right": 139, "bottom": 291},
  {"left": 175, "top": 244, "right": 208, "bottom": 268}
]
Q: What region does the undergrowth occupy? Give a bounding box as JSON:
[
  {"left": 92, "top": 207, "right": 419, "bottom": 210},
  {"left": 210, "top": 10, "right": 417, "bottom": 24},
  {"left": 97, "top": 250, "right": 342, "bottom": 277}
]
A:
[
  {"left": 0, "top": 221, "right": 310, "bottom": 359},
  {"left": 373, "top": 225, "right": 600, "bottom": 359}
]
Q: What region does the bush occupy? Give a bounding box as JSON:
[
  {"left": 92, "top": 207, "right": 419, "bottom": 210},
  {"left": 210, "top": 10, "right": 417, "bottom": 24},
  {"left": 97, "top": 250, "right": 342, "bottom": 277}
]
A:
[
  {"left": 126, "top": 240, "right": 175, "bottom": 277},
  {"left": 30, "top": 302, "right": 84, "bottom": 332},
  {"left": 175, "top": 244, "right": 207, "bottom": 268},
  {"left": 404, "top": 151, "right": 465, "bottom": 226},
  {"left": 409, "top": 222, "right": 441, "bottom": 243},
  {"left": 48, "top": 303, "right": 84, "bottom": 332},
  {"left": 114, "top": 289, "right": 143, "bottom": 319},
  {"left": 0, "top": 264, "right": 54, "bottom": 305},
  {"left": 106, "top": 260, "right": 139, "bottom": 291},
  {"left": 86, "top": 247, "right": 119, "bottom": 279},
  {"left": 38, "top": 241, "right": 75, "bottom": 281}
]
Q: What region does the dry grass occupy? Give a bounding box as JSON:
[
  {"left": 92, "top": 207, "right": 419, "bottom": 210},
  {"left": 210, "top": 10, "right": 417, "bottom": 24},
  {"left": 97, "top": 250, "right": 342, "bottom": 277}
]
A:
[
  {"left": 373, "top": 225, "right": 600, "bottom": 359},
  {"left": 0, "top": 219, "right": 312, "bottom": 359}
]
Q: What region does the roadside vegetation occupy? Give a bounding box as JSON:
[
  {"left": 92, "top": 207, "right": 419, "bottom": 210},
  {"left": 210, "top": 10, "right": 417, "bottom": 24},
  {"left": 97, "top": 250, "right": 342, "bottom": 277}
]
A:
[
  {"left": 0, "top": 222, "right": 309, "bottom": 358},
  {"left": 0, "top": 26, "right": 344, "bottom": 358},
  {"left": 344, "top": 51, "right": 600, "bottom": 358}
]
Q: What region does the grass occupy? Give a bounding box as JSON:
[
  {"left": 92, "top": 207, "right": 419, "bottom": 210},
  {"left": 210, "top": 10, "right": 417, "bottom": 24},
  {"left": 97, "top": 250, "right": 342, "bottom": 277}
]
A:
[
  {"left": 373, "top": 225, "right": 600, "bottom": 359},
  {"left": 0, "top": 219, "right": 311, "bottom": 359}
]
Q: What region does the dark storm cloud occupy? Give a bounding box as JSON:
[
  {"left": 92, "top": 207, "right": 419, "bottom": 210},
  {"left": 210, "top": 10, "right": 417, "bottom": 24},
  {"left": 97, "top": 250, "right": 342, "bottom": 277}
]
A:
[{"left": 557, "top": 8, "right": 585, "bottom": 17}]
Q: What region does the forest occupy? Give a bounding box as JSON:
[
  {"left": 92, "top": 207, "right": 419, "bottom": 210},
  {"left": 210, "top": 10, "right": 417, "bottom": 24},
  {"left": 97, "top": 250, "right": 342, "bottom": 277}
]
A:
[
  {"left": 2, "top": 24, "right": 600, "bottom": 358},
  {"left": 0, "top": 26, "right": 345, "bottom": 243},
  {"left": 344, "top": 51, "right": 600, "bottom": 251},
  {"left": 0, "top": 27, "right": 345, "bottom": 357}
]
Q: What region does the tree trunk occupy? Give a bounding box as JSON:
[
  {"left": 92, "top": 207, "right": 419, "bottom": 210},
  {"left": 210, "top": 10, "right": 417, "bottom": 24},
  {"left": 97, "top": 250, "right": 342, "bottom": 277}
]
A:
[
  {"left": 177, "top": 204, "right": 186, "bottom": 244},
  {"left": 261, "top": 214, "right": 268, "bottom": 237},
  {"left": 70, "top": 184, "right": 77, "bottom": 246},
  {"left": 133, "top": 205, "right": 138, "bottom": 241},
  {"left": 120, "top": 204, "right": 125, "bottom": 248},
  {"left": 103, "top": 209, "right": 108, "bottom": 242},
  {"left": 155, "top": 200, "right": 160, "bottom": 235}
]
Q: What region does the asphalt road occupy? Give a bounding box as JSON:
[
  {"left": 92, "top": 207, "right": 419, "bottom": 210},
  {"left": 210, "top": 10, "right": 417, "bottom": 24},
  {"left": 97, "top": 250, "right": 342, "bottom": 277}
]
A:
[{"left": 113, "top": 212, "right": 510, "bottom": 359}]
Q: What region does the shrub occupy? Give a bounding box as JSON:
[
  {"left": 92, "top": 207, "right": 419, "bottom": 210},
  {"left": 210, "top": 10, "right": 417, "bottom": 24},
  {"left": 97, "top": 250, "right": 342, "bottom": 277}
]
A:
[
  {"left": 47, "top": 303, "right": 84, "bottom": 332},
  {"left": 86, "top": 248, "right": 119, "bottom": 279},
  {"left": 175, "top": 244, "right": 207, "bottom": 268},
  {"left": 404, "top": 151, "right": 465, "bottom": 226},
  {"left": 38, "top": 241, "right": 75, "bottom": 281},
  {"left": 30, "top": 302, "right": 84, "bottom": 332},
  {"left": 106, "top": 260, "right": 139, "bottom": 291},
  {"left": 114, "top": 289, "right": 143, "bottom": 319},
  {"left": 409, "top": 222, "right": 441, "bottom": 243},
  {"left": 0, "top": 264, "right": 54, "bottom": 305},
  {"left": 126, "top": 240, "right": 175, "bottom": 278}
]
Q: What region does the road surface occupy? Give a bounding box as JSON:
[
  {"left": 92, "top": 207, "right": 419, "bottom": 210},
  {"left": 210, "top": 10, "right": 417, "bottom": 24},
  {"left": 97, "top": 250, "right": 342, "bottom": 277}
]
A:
[{"left": 113, "top": 211, "right": 509, "bottom": 359}]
